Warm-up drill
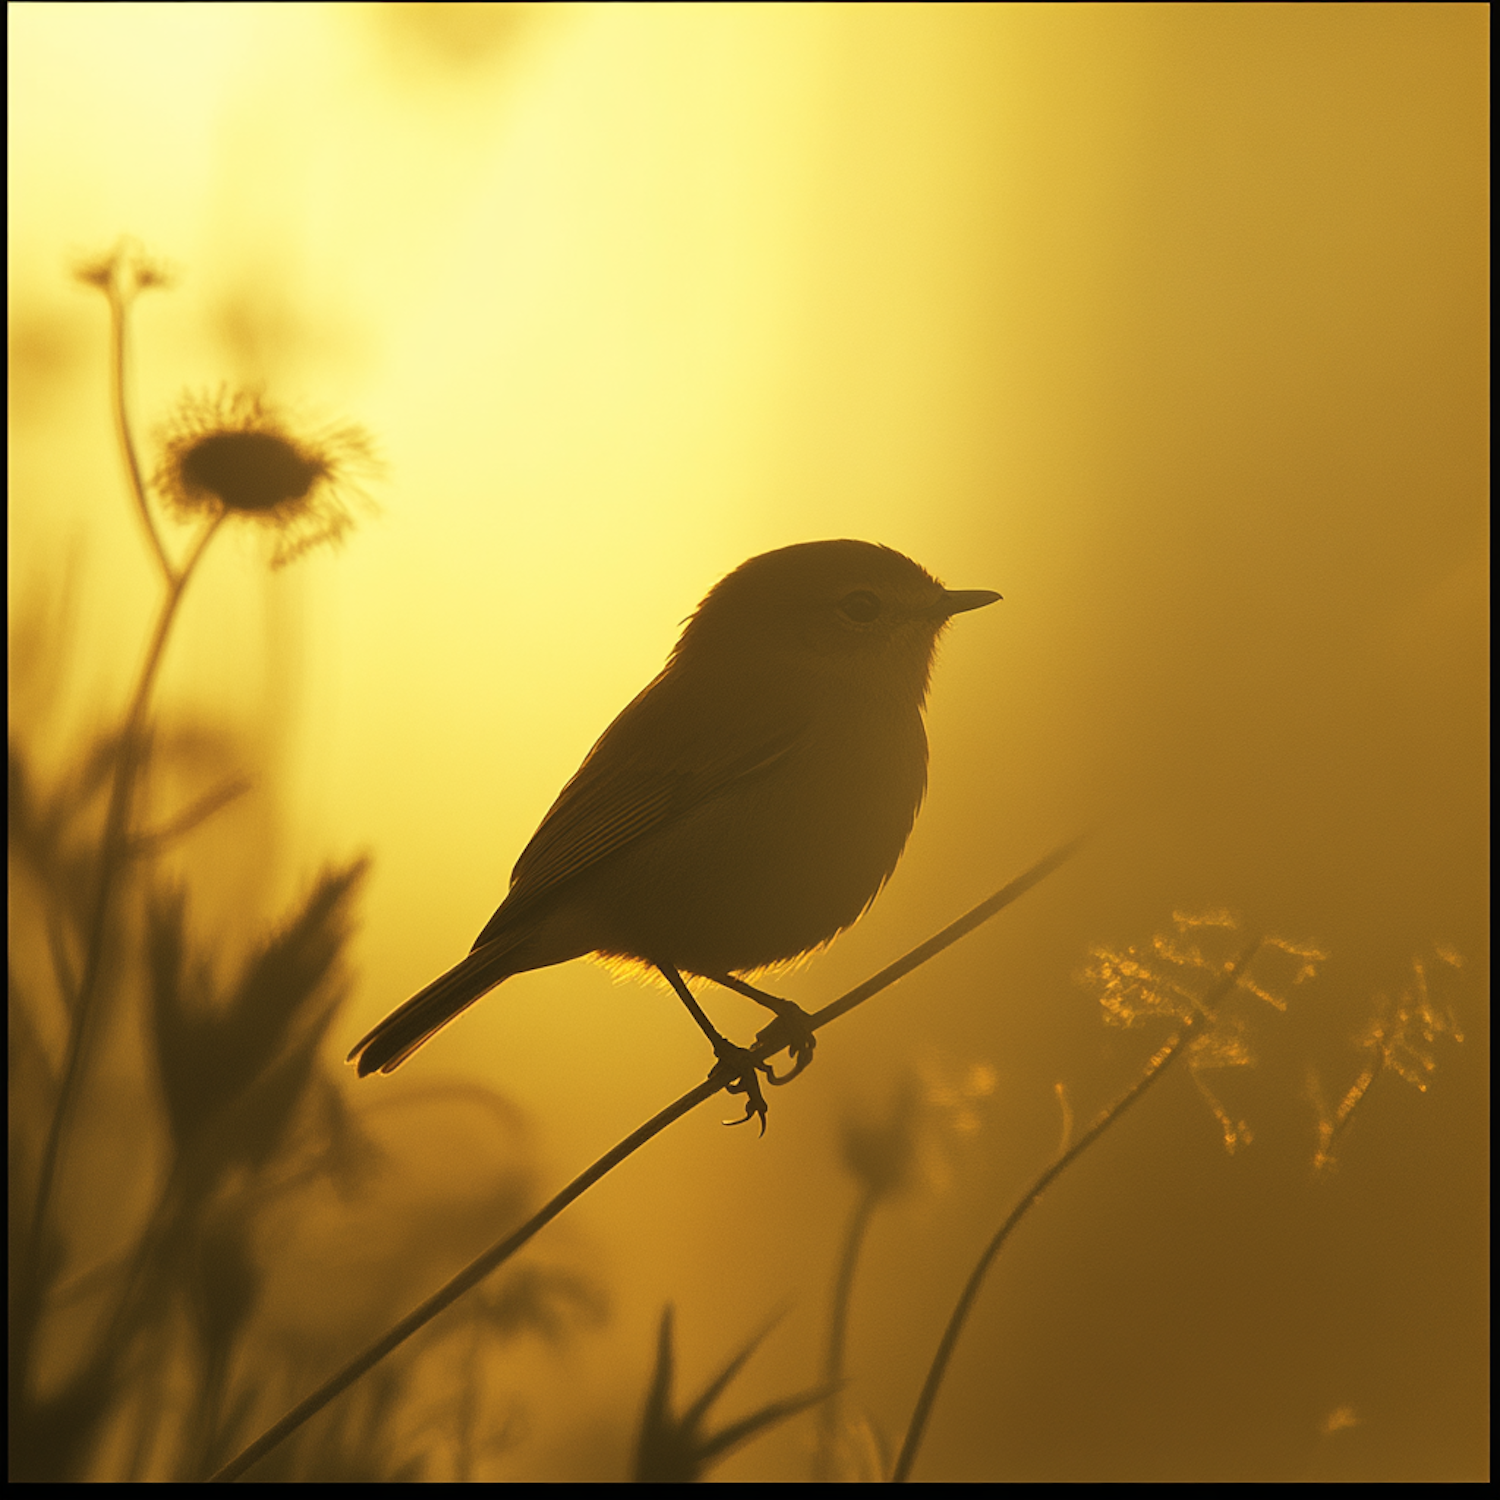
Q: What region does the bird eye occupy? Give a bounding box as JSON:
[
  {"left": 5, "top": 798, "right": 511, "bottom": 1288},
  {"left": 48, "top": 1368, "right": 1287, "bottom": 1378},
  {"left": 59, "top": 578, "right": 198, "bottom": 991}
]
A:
[{"left": 838, "top": 590, "right": 883, "bottom": 624}]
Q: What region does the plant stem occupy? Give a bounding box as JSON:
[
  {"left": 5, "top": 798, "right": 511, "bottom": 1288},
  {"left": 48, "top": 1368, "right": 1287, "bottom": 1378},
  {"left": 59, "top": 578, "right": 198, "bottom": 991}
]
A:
[
  {"left": 105, "top": 255, "right": 173, "bottom": 584},
  {"left": 890, "top": 938, "right": 1263, "bottom": 1482},
  {"left": 813, "top": 1185, "right": 878, "bottom": 1479},
  {"left": 211, "top": 1073, "right": 720, "bottom": 1482},
  {"left": 21, "top": 513, "right": 225, "bottom": 1334}
]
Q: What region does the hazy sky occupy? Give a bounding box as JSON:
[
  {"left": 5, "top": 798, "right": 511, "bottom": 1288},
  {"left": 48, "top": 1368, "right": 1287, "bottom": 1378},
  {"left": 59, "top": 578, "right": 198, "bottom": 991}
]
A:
[{"left": 9, "top": 3, "right": 1487, "bottom": 1481}]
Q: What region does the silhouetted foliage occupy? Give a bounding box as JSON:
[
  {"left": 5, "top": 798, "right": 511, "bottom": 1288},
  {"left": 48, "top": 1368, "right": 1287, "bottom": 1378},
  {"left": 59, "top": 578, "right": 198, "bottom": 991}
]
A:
[
  {"left": 10, "top": 240, "right": 598, "bottom": 1483},
  {"left": 633, "top": 1307, "right": 830, "bottom": 1482}
]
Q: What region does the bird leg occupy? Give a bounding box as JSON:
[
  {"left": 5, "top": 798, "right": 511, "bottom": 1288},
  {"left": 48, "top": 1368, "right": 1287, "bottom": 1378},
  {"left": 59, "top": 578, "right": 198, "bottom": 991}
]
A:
[
  {"left": 708, "top": 974, "right": 817, "bottom": 1086},
  {"left": 656, "top": 964, "right": 771, "bottom": 1133}
]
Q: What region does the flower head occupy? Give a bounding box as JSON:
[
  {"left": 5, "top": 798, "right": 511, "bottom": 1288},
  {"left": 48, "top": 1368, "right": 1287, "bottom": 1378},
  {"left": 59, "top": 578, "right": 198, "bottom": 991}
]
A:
[{"left": 154, "top": 389, "right": 378, "bottom": 566}]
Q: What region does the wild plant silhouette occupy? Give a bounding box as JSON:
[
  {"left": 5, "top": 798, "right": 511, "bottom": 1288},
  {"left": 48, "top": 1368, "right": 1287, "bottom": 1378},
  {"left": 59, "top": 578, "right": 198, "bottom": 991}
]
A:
[{"left": 8, "top": 241, "right": 601, "bottom": 1482}]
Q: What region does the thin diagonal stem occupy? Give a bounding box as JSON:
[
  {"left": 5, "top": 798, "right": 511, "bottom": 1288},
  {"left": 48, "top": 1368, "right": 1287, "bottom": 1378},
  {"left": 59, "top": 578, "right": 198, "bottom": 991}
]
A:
[
  {"left": 211, "top": 1076, "right": 721, "bottom": 1482},
  {"left": 210, "top": 836, "right": 1085, "bottom": 1482},
  {"left": 890, "top": 938, "right": 1264, "bottom": 1483},
  {"left": 806, "top": 832, "right": 1090, "bottom": 1036}
]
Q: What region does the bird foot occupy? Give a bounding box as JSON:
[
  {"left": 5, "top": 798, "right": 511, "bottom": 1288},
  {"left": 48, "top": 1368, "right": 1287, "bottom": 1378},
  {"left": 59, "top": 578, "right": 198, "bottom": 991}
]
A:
[
  {"left": 753, "top": 1000, "right": 818, "bottom": 1086},
  {"left": 707, "top": 1040, "right": 772, "bottom": 1135}
]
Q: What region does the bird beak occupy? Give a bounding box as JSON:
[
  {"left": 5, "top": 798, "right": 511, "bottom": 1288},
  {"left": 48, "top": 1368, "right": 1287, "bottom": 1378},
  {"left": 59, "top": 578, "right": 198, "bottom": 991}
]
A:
[{"left": 931, "top": 588, "right": 1002, "bottom": 618}]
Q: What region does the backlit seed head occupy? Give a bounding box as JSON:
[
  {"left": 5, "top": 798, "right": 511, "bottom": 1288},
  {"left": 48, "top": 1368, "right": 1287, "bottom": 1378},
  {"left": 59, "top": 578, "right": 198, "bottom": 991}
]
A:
[{"left": 154, "top": 389, "right": 378, "bottom": 566}]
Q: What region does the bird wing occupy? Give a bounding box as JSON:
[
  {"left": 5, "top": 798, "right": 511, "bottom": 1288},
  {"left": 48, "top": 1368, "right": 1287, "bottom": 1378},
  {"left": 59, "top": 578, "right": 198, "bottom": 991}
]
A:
[{"left": 472, "top": 664, "right": 807, "bottom": 949}]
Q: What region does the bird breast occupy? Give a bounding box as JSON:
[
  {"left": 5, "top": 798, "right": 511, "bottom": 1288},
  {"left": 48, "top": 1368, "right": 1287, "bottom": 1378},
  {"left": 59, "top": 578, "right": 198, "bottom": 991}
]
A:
[{"left": 560, "top": 702, "right": 930, "bottom": 975}]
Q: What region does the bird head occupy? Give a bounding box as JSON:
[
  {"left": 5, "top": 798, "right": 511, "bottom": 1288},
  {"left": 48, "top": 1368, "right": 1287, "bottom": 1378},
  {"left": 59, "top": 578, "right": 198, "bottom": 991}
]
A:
[{"left": 673, "top": 539, "right": 1000, "bottom": 708}]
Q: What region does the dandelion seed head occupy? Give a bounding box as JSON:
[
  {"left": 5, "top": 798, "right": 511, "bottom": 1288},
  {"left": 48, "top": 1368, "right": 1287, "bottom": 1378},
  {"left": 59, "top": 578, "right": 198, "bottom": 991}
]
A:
[
  {"left": 154, "top": 389, "right": 378, "bottom": 566},
  {"left": 178, "top": 428, "right": 328, "bottom": 513}
]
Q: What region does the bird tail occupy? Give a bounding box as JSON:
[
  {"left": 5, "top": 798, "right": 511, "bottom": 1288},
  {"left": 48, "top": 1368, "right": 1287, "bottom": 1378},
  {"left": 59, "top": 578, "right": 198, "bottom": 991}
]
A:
[{"left": 346, "top": 934, "right": 529, "bottom": 1077}]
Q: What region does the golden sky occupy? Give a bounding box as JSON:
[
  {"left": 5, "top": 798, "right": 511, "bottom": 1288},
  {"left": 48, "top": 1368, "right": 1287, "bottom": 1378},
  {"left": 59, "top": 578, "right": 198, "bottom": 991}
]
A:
[{"left": 8, "top": 2, "right": 1488, "bottom": 1482}]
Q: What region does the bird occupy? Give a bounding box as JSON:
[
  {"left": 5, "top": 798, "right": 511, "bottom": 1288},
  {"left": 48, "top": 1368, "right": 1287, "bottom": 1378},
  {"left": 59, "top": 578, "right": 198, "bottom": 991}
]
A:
[{"left": 347, "top": 539, "right": 1000, "bottom": 1129}]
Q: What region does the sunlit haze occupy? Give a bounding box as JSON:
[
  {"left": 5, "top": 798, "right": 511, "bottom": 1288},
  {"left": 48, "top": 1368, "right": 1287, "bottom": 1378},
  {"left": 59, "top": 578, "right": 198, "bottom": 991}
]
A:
[{"left": 9, "top": 3, "right": 1486, "bottom": 1482}]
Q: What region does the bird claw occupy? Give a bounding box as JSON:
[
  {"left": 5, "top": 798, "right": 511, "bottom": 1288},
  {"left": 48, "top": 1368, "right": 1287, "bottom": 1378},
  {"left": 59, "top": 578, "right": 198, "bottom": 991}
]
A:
[
  {"left": 754, "top": 1005, "right": 817, "bottom": 1087},
  {"left": 701, "top": 996, "right": 818, "bottom": 1133},
  {"left": 708, "top": 1042, "right": 770, "bottom": 1135}
]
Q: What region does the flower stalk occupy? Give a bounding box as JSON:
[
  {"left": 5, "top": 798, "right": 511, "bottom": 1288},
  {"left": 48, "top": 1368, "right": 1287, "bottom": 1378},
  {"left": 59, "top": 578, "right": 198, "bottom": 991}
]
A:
[{"left": 21, "top": 443, "right": 225, "bottom": 1345}]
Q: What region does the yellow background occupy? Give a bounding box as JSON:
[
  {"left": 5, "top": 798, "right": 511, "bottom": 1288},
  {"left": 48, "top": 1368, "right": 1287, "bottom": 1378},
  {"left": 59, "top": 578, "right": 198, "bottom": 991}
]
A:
[{"left": 9, "top": 2, "right": 1487, "bottom": 1480}]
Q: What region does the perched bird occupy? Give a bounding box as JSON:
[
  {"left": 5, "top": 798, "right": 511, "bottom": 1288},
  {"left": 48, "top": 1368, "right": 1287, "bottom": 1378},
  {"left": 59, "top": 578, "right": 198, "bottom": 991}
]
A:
[{"left": 348, "top": 539, "right": 999, "bottom": 1127}]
